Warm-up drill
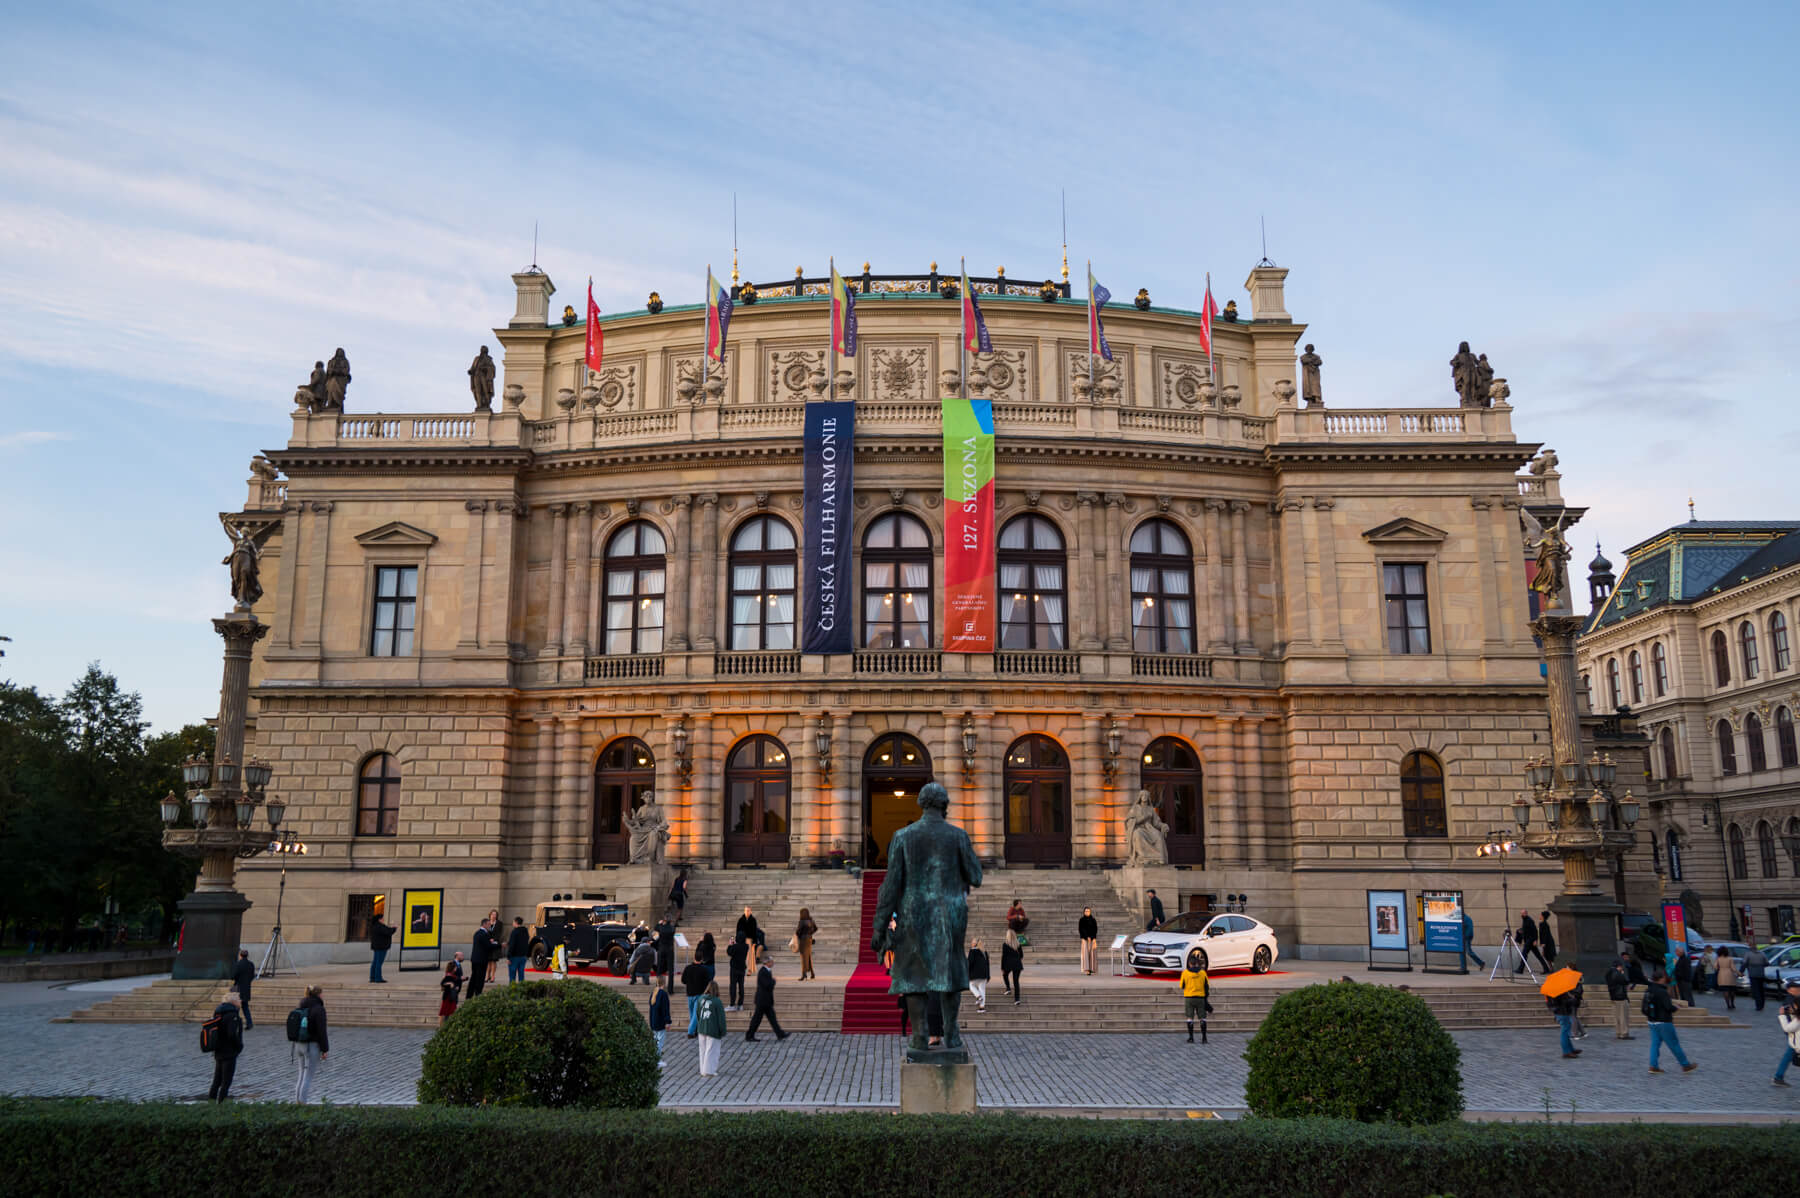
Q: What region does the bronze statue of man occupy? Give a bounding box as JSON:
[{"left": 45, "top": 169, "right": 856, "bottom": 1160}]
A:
[
  {"left": 870, "top": 780, "right": 982, "bottom": 1055},
  {"left": 469, "top": 346, "right": 496, "bottom": 411}
]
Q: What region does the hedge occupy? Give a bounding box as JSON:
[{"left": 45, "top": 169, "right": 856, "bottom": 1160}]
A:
[{"left": 3, "top": 1101, "right": 1799, "bottom": 1197}]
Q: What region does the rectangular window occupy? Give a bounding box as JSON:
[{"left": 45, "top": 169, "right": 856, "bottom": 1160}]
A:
[
  {"left": 345, "top": 894, "right": 378, "bottom": 942},
  {"left": 1383, "top": 563, "right": 1431, "bottom": 654},
  {"left": 370, "top": 566, "right": 418, "bottom": 656}
]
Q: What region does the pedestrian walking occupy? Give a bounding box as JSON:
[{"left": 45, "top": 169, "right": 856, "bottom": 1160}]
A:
[
  {"left": 794, "top": 908, "right": 818, "bottom": 980},
  {"left": 745, "top": 951, "right": 788, "bottom": 1041},
  {"left": 1462, "top": 911, "right": 1485, "bottom": 970},
  {"left": 654, "top": 917, "right": 676, "bottom": 984},
  {"left": 682, "top": 949, "right": 711, "bottom": 1036},
  {"left": 367, "top": 906, "right": 396, "bottom": 983},
  {"left": 1078, "top": 907, "right": 1099, "bottom": 975},
  {"left": 205, "top": 992, "right": 245, "bottom": 1102},
  {"left": 1643, "top": 968, "right": 1697, "bottom": 1074},
  {"left": 438, "top": 961, "right": 462, "bottom": 1026},
  {"left": 697, "top": 931, "right": 717, "bottom": 984},
  {"left": 1673, "top": 949, "right": 1696, "bottom": 1007},
  {"left": 506, "top": 916, "right": 530, "bottom": 983},
  {"left": 1538, "top": 911, "right": 1558, "bottom": 966},
  {"left": 291, "top": 984, "right": 329, "bottom": 1103},
  {"left": 1000, "top": 937, "right": 1024, "bottom": 1004},
  {"left": 1605, "top": 954, "right": 1636, "bottom": 1040},
  {"left": 1746, "top": 943, "right": 1770, "bottom": 1011},
  {"left": 1548, "top": 987, "right": 1582, "bottom": 1058},
  {"left": 967, "top": 938, "right": 990, "bottom": 1012},
  {"left": 725, "top": 935, "right": 749, "bottom": 1010},
  {"left": 1699, "top": 946, "right": 1718, "bottom": 993},
  {"left": 736, "top": 906, "right": 763, "bottom": 966},
  {"left": 1514, "top": 911, "right": 1550, "bottom": 974},
  {"left": 648, "top": 979, "right": 672, "bottom": 1069},
  {"left": 695, "top": 982, "right": 726, "bottom": 1076},
  {"left": 484, "top": 908, "right": 501, "bottom": 985},
  {"left": 1774, "top": 980, "right": 1800, "bottom": 1086},
  {"left": 1145, "top": 889, "right": 1166, "bottom": 931},
  {"left": 1179, "top": 949, "right": 1209, "bottom": 1044},
  {"left": 230, "top": 948, "right": 256, "bottom": 1030},
  {"left": 668, "top": 868, "right": 689, "bottom": 921},
  {"left": 466, "top": 917, "right": 498, "bottom": 999},
  {"left": 1716, "top": 947, "right": 1740, "bottom": 1010}
]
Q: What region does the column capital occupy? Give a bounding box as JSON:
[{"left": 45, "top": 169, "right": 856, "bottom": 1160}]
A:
[
  {"left": 1203, "top": 497, "right": 1229, "bottom": 513},
  {"left": 1229, "top": 499, "right": 1252, "bottom": 515},
  {"left": 1310, "top": 496, "right": 1335, "bottom": 511},
  {"left": 546, "top": 502, "right": 568, "bottom": 518},
  {"left": 308, "top": 500, "right": 334, "bottom": 514},
  {"left": 465, "top": 498, "right": 490, "bottom": 513},
  {"left": 1470, "top": 495, "right": 1494, "bottom": 510},
  {"left": 1102, "top": 491, "right": 1127, "bottom": 507},
  {"left": 673, "top": 493, "right": 693, "bottom": 509},
  {"left": 1075, "top": 490, "right": 1100, "bottom": 507},
  {"left": 571, "top": 500, "right": 593, "bottom": 515},
  {"left": 697, "top": 492, "right": 720, "bottom": 507}
]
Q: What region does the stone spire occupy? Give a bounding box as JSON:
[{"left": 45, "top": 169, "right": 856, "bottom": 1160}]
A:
[{"left": 1587, "top": 541, "right": 1615, "bottom": 610}]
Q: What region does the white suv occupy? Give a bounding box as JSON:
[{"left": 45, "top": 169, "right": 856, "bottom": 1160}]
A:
[{"left": 1129, "top": 911, "right": 1279, "bottom": 975}]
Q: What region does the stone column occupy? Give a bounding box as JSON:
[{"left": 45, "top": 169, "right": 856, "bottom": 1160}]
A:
[
  {"left": 1495, "top": 499, "right": 1524, "bottom": 647},
  {"left": 830, "top": 712, "right": 853, "bottom": 862},
  {"left": 1229, "top": 500, "right": 1253, "bottom": 654},
  {"left": 666, "top": 496, "right": 693, "bottom": 651},
  {"left": 1242, "top": 717, "right": 1268, "bottom": 867},
  {"left": 663, "top": 714, "right": 692, "bottom": 862},
  {"left": 695, "top": 494, "right": 721, "bottom": 652},
  {"left": 301, "top": 500, "right": 333, "bottom": 649},
  {"left": 1081, "top": 712, "right": 1111, "bottom": 863},
  {"left": 1275, "top": 498, "right": 1306, "bottom": 651},
  {"left": 529, "top": 718, "right": 554, "bottom": 866},
  {"left": 1103, "top": 493, "right": 1127, "bottom": 651},
  {"left": 460, "top": 499, "right": 489, "bottom": 649},
  {"left": 1075, "top": 493, "right": 1102, "bottom": 651},
  {"left": 1203, "top": 499, "right": 1230, "bottom": 654},
  {"left": 555, "top": 716, "right": 584, "bottom": 867},
  {"left": 1211, "top": 714, "right": 1240, "bottom": 867},
  {"left": 278, "top": 501, "right": 303, "bottom": 649},
  {"left": 805, "top": 714, "right": 827, "bottom": 860},
  {"left": 963, "top": 712, "right": 993, "bottom": 859},
  {"left": 690, "top": 713, "right": 717, "bottom": 862},
  {"left": 981, "top": 713, "right": 1007, "bottom": 864},
  {"left": 542, "top": 504, "right": 568, "bottom": 657},
  {"left": 564, "top": 501, "right": 593, "bottom": 657},
  {"left": 495, "top": 501, "right": 526, "bottom": 650},
  {"left": 1311, "top": 498, "right": 1342, "bottom": 649},
  {"left": 1471, "top": 496, "right": 1503, "bottom": 651},
  {"left": 1298, "top": 496, "right": 1323, "bottom": 647}
]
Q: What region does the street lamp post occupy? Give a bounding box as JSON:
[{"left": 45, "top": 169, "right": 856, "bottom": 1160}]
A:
[{"left": 1703, "top": 800, "right": 1741, "bottom": 940}]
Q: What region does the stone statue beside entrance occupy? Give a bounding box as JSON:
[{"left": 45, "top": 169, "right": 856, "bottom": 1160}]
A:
[
  {"left": 1124, "top": 788, "right": 1170, "bottom": 867},
  {"left": 870, "top": 780, "right": 982, "bottom": 1057},
  {"left": 625, "top": 794, "right": 670, "bottom": 865}
]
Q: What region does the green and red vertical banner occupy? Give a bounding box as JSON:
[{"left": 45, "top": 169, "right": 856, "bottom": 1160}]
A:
[{"left": 941, "top": 397, "right": 996, "bottom": 652}]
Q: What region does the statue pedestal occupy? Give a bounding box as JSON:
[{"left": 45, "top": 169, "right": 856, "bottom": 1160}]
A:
[
  {"left": 1113, "top": 864, "right": 1181, "bottom": 927},
  {"left": 900, "top": 1060, "right": 977, "bottom": 1114}
]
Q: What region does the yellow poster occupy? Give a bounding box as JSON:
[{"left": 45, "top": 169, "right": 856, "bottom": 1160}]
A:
[{"left": 401, "top": 888, "right": 443, "bottom": 950}]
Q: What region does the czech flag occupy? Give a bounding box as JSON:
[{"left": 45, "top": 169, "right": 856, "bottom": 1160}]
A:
[
  {"left": 1197, "top": 274, "right": 1220, "bottom": 361},
  {"left": 1087, "top": 266, "right": 1113, "bottom": 362},
  {"left": 705, "top": 266, "right": 733, "bottom": 365},
  {"left": 829, "top": 262, "right": 857, "bottom": 356},
  {"left": 961, "top": 263, "right": 991, "bottom": 354},
  {"left": 585, "top": 278, "right": 603, "bottom": 373}
]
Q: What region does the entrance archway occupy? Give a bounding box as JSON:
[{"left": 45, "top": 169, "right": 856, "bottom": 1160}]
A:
[
  {"left": 1140, "top": 736, "right": 1204, "bottom": 866},
  {"left": 723, "top": 735, "right": 791, "bottom": 864},
  {"left": 863, "top": 733, "right": 933, "bottom": 868},
  {"left": 593, "top": 737, "right": 655, "bottom": 866},
  {"left": 1003, "top": 734, "right": 1071, "bottom": 865}
]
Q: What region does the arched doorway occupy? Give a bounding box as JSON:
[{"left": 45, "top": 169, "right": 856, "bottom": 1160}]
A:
[
  {"left": 1004, "top": 734, "right": 1071, "bottom": 865},
  {"left": 863, "top": 733, "right": 933, "bottom": 868},
  {"left": 1140, "top": 736, "right": 1204, "bottom": 866},
  {"left": 724, "top": 735, "right": 791, "bottom": 864},
  {"left": 593, "top": 738, "right": 655, "bottom": 866}
]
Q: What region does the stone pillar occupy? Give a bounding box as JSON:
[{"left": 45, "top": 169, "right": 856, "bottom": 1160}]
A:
[
  {"left": 279, "top": 501, "right": 303, "bottom": 649},
  {"left": 301, "top": 500, "right": 333, "bottom": 649},
  {"left": 1203, "top": 499, "right": 1230, "bottom": 654},
  {"left": 667, "top": 496, "right": 693, "bottom": 651},
  {"left": 982, "top": 713, "right": 1007, "bottom": 864},
  {"left": 495, "top": 501, "right": 526, "bottom": 649},
  {"left": 663, "top": 714, "right": 692, "bottom": 862},
  {"left": 1275, "top": 499, "right": 1305, "bottom": 651},
  {"left": 1211, "top": 715, "right": 1240, "bottom": 867},
  {"left": 1471, "top": 496, "right": 1503, "bottom": 651},
  {"left": 564, "top": 501, "right": 593, "bottom": 657},
  {"left": 963, "top": 712, "right": 992, "bottom": 859},
  {"left": 695, "top": 494, "right": 721, "bottom": 651},
  {"left": 529, "top": 718, "right": 554, "bottom": 866},
  {"left": 542, "top": 504, "right": 568, "bottom": 657},
  {"left": 460, "top": 499, "right": 489, "bottom": 649},
  {"left": 805, "top": 715, "right": 827, "bottom": 860},
  {"left": 1103, "top": 493, "right": 1127, "bottom": 651},
  {"left": 830, "top": 712, "right": 853, "bottom": 862},
  {"left": 1311, "top": 498, "right": 1342, "bottom": 648},
  {"left": 1075, "top": 493, "right": 1102, "bottom": 651},
  {"left": 1242, "top": 717, "right": 1268, "bottom": 867},
  {"left": 1494, "top": 499, "right": 1524, "bottom": 647},
  {"left": 1229, "top": 500, "right": 1253, "bottom": 654},
  {"left": 1299, "top": 497, "right": 1323, "bottom": 647},
  {"left": 555, "top": 717, "right": 584, "bottom": 867},
  {"left": 690, "top": 713, "right": 717, "bottom": 863},
  {"left": 1081, "top": 712, "right": 1110, "bottom": 864}
]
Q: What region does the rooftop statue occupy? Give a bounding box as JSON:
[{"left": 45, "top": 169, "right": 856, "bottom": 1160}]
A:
[
  {"left": 1299, "top": 344, "right": 1324, "bottom": 407},
  {"left": 469, "top": 346, "right": 496, "bottom": 412},
  {"left": 1528, "top": 512, "right": 1573, "bottom": 610},
  {"left": 324, "top": 348, "right": 351, "bottom": 412},
  {"left": 303, "top": 361, "right": 328, "bottom": 413},
  {"left": 223, "top": 525, "right": 263, "bottom": 610},
  {"left": 1450, "top": 341, "right": 1482, "bottom": 407}
]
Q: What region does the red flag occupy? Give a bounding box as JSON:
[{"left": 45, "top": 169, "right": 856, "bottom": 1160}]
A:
[
  {"left": 585, "top": 278, "right": 603, "bottom": 373},
  {"left": 1198, "top": 275, "right": 1220, "bottom": 361}
]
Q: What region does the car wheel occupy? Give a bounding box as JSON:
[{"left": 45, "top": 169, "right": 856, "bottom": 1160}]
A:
[
  {"left": 530, "top": 944, "right": 549, "bottom": 972},
  {"left": 607, "top": 946, "right": 629, "bottom": 976},
  {"left": 1252, "top": 946, "right": 1272, "bottom": 974}
]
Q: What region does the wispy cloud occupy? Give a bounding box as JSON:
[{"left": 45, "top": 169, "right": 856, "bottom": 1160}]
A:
[{"left": 0, "top": 431, "right": 69, "bottom": 449}]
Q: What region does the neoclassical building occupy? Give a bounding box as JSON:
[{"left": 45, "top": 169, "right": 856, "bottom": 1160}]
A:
[
  {"left": 228, "top": 260, "right": 1578, "bottom": 960},
  {"left": 1578, "top": 521, "right": 1800, "bottom": 939}
]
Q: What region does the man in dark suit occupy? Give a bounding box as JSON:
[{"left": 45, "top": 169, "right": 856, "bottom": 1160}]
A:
[
  {"left": 368, "top": 908, "right": 396, "bottom": 983},
  {"left": 466, "top": 918, "right": 497, "bottom": 999},
  {"left": 1146, "top": 890, "right": 1166, "bottom": 931},
  {"left": 230, "top": 948, "right": 256, "bottom": 1030},
  {"left": 745, "top": 951, "right": 788, "bottom": 1041}
]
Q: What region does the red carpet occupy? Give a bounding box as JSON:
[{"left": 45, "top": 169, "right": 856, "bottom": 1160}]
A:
[
  {"left": 1121, "top": 968, "right": 1288, "bottom": 981},
  {"left": 841, "top": 870, "right": 904, "bottom": 1034}
]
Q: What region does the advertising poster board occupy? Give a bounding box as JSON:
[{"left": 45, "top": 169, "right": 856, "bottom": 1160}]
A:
[
  {"left": 399, "top": 887, "right": 444, "bottom": 971},
  {"left": 1367, "top": 889, "right": 1411, "bottom": 971},
  {"left": 1421, "top": 890, "right": 1467, "bottom": 974},
  {"left": 941, "top": 397, "right": 995, "bottom": 651},
  {"left": 1662, "top": 900, "right": 1688, "bottom": 952}
]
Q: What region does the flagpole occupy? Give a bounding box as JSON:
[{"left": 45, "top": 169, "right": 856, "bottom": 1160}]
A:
[
  {"left": 1086, "top": 259, "right": 1095, "bottom": 400},
  {"left": 587, "top": 275, "right": 594, "bottom": 386},
  {"left": 1206, "top": 271, "right": 1216, "bottom": 382},
  {"left": 959, "top": 256, "right": 967, "bottom": 401},
  {"left": 702, "top": 264, "right": 710, "bottom": 390},
  {"left": 829, "top": 256, "right": 836, "bottom": 401}
]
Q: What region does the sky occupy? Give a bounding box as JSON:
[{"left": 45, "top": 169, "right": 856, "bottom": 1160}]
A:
[{"left": 2, "top": 1, "right": 1795, "bottom": 731}]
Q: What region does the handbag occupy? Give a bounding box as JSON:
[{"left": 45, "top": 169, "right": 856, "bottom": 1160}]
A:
[
  {"left": 787, "top": 935, "right": 799, "bottom": 952},
  {"left": 1016, "top": 933, "right": 1030, "bottom": 949}
]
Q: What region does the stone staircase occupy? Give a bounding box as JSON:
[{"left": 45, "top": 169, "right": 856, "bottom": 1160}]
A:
[
  {"left": 965, "top": 868, "right": 1139, "bottom": 962},
  {"left": 676, "top": 867, "right": 865, "bottom": 966}
]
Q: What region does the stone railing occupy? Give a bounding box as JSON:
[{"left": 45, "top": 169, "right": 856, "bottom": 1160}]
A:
[
  {"left": 714, "top": 651, "right": 802, "bottom": 676},
  {"left": 1517, "top": 471, "right": 1565, "bottom": 506},
  {"left": 853, "top": 649, "right": 942, "bottom": 674},
  {"left": 1132, "top": 654, "right": 1214, "bottom": 679},
  {"left": 994, "top": 650, "right": 1081, "bottom": 675},
  {"left": 1275, "top": 404, "right": 1515, "bottom": 444},
  {"left": 290, "top": 410, "right": 521, "bottom": 449},
  {"left": 585, "top": 655, "right": 665, "bottom": 680}
]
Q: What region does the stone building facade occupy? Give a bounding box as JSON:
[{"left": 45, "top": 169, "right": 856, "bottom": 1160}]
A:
[
  {"left": 227, "top": 261, "right": 1577, "bottom": 961},
  {"left": 1578, "top": 522, "right": 1800, "bottom": 939}
]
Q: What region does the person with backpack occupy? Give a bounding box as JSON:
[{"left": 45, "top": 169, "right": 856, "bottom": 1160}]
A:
[
  {"left": 230, "top": 948, "right": 256, "bottom": 1030},
  {"left": 1643, "top": 968, "right": 1697, "bottom": 1075},
  {"left": 628, "top": 937, "right": 657, "bottom": 985},
  {"left": 368, "top": 907, "right": 396, "bottom": 983},
  {"left": 204, "top": 991, "right": 245, "bottom": 1102},
  {"left": 289, "top": 985, "right": 329, "bottom": 1103},
  {"left": 505, "top": 916, "right": 530, "bottom": 984}
]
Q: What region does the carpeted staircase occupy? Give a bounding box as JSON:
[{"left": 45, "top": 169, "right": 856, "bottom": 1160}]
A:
[{"left": 840, "top": 870, "right": 904, "bottom": 1033}]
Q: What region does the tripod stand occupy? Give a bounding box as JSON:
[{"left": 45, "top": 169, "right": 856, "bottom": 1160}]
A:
[
  {"left": 1490, "top": 929, "right": 1540, "bottom": 984},
  {"left": 258, "top": 833, "right": 305, "bottom": 979}
]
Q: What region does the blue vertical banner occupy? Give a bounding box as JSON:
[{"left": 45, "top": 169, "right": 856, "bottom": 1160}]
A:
[{"left": 801, "top": 401, "right": 855, "bottom": 653}]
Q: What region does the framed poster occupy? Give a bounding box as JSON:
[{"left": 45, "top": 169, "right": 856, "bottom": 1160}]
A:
[
  {"left": 399, "top": 888, "right": 444, "bottom": 971},
  {"left": 1367, "top": 889, "right": 1411, "bottom": 971},
  {"left": 1421, "top": 890, "right": 1466, "bottom": 975}
]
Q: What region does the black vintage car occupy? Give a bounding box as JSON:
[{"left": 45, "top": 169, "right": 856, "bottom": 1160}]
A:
[{"left": 529, "top": 901, "right": 636, "bottom": 974}]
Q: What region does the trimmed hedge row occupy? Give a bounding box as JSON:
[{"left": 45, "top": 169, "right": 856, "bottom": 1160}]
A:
[{"left": 3, "top": 1101, "right": 1799, "bottom": 1197}]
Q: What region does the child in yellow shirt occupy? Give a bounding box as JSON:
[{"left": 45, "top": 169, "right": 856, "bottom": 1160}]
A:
[{"left": 1179, "top": 949, "right": 1209, "bottom": 1044}]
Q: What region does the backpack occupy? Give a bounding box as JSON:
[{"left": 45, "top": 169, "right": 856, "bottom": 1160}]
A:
[
  {"left": 286, "top": 1005, "right": 312, "bottom": 1044},
  {"left": 200, "top": 1014, "right": 224, "bottom": 1054},
  {"left": 1640, "top": 989, "right": 1656, "bottom": 1020},
  {"left": 202, "top": 1008, "right": 241, "bottom": 1055}
]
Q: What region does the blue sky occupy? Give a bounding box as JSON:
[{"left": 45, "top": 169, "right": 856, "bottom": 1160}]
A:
[{"left": 2, "top": 1, "right": 1795, "bottom": 730}]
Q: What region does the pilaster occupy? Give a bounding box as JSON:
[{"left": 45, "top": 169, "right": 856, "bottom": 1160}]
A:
[
  {"left": 1103, "top": 492, "right": 1127, "bottom": 652},
  {"left": 1204, "top": 499, "right": 1231, "bottom": 654},
  {"left": 300, "top": 500, "right": 333, "bottom": 650},
  {"left": 542, "top": 504, "right": 568, "bottom": 658},
  {"left": 1075, "top": 493, "right": 1102, "bottom": 651},
  {"left": 564, "top": 500, "right": 593, "bottom": 657},
  {"left": 460, "top": 499, "right": 489, "bottom": 649},
  {"left": 695, "top": 494, "right": 721, "bottom": 652},
  {"left": 667, "top": 496, "right": 693, "bottom": 651},
  {"left": 1229, "top": 500, "right": 1253, "bottom": 653}
]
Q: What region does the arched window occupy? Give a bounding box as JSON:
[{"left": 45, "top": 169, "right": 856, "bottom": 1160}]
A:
[
  {"left": 1129, "top": 519, "right": 1194, "bottom": 654},
  {"left": 723, "top": 735, "right": 791, "bottom": 864},
  {"left": 592, "top": 737, "right": 654, "bottom": 865},
  {"left": 862, "top": 733, "right": 933, "bottom": 868},
  {"left": 1606, "top": 659, "right": 1622, "bottom": 710},
  {"left": 1788, "top": 818, "right": 1800, "bottom": 878},
  {"left": 1666, "top": 828, "right": 1683, "bottom": 881},
  {"left": 1729, "top": 824, "right": 1748, "bottom": 880},
  {"left": 997, "top": 514, "right": 1067, "bottom": 650},
  {"left": 603, "top": 521, "right": 666, "bottom": 655},
  {"left": 1660, "top": 726, "right": 1679, "bottom": 780},
  {"left": 862, "top": 512, "right": 932, "bottom": 649},
  {"left": 1759, "top": 819, "right": 1779, "bottom": 878},
  {"left": 1580, "top": 673, "right": 1592, "bottom": 711},
  {"left": 728, "top": 515, "right": 797, "bottom": 651},
  {"left": 356, "top": 752, "right": 401, "bottom": 837},
  {"left": 1773, "top": 611, "right": 1793, "bottom": 672},
  {"left": 1399, "top": 751, "right": 1449, "bottom": 839},
  {"left": 1652, "top": 642, "right": 1670, "bottom": 697},
  {"left": 1777, "top": 706, "right": 1799, "bottom": 769},
  {"left": 1718, "top": 719, "right": 1738, "bottom": 775},
  {"left": 1140, "top": 736, "right": 1205, "bottom": 865},
  {"left": 1712, "top": 630, "right": 1732, "bottom": 687},
  {"left": 1746, "top": 713, "right": 1768, "bottom": 772},
  {"left": 1649, "top": 831, "right": 1662, "bottom": 876},
  {"left": 1741, "top": 621, "right": 1761, "bottom": 678},
  {"left": 1002, "top": 734, "right": 1071, "bottom": 865},
  {"left": 1628, "top": 651, "right": 1644, "bottom": 704}
]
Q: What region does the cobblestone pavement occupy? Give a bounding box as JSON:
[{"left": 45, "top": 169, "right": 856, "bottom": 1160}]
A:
[{"left": 5, "top": 981, "right": 1797, "bottom": 1116}]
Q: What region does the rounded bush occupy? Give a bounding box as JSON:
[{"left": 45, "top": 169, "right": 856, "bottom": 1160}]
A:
[
  {"left": 418, "top": 979, "right": 658, "bottom": 1109},
  {"left": 1243, "top": 980, "right": 1462, "bottom": 1123}
]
